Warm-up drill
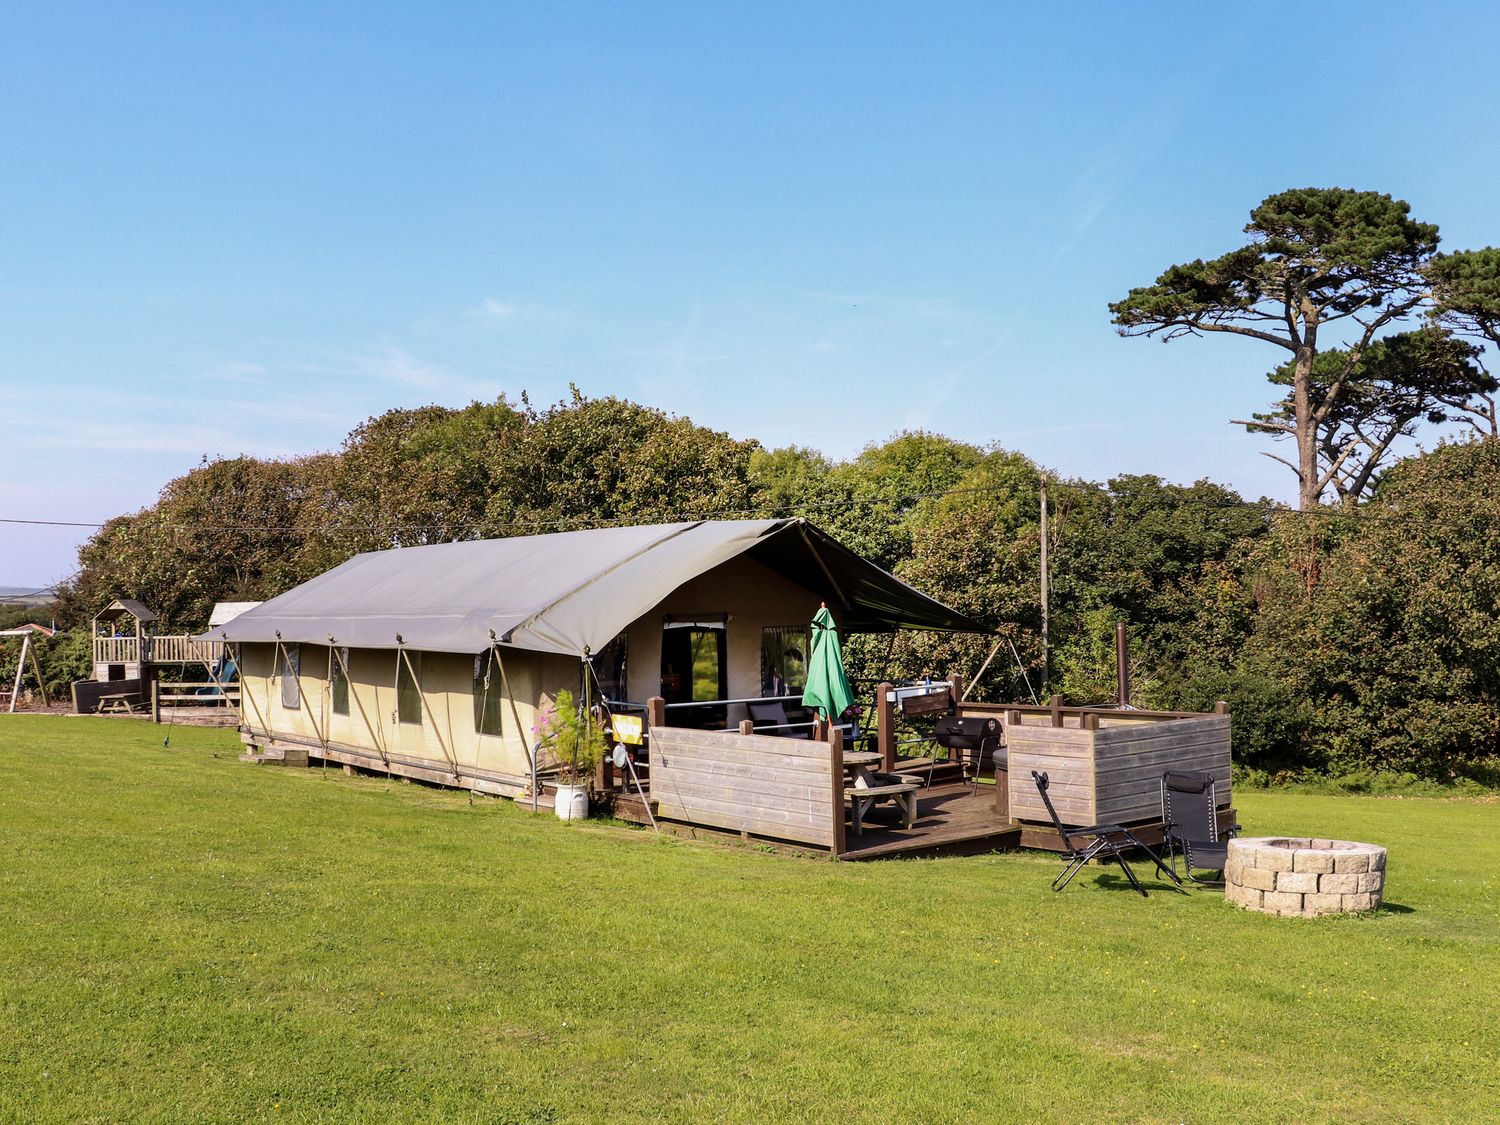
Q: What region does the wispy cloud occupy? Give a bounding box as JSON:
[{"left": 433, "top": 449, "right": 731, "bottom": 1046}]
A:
[
  {"left": 9, "top": 415, "right": 302, "bottom": 459},
  {"left": 1052, "top": 192, "right": 1117, "bottom": 262},
  {"left": 1047, "top": 72, "right": 1200, "bottom": 266},
  {"left": 200, "top": 360, "right": 268, "bottom": 385},
  {"left": 352, "top": 344, "right": 450, "bottom": 388},
  {"left": 901, "top": 334, "right": 1012, "bottom": 432},
  {"left": 802, "top": 292, "right": 972, "bottom": 323},
  {"left": 469, "top": 297, "right": 565, "bottom": 323}
]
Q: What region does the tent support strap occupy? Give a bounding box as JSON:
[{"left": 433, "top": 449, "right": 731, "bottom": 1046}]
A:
[
  {"left": 230, "top": 641, "right": 275, "bottom": 744},
  {"left": 277, "top": 638, "right": 329, "bottom": 753},
  {"left": 492, "top": 644, "right": 539, "bottom": 812},
  {"left": 331, "top": 642, "right": 389, "bottom": 768},
  {"left": 399, "top": 645, "right": 461, "bottom": 784}
]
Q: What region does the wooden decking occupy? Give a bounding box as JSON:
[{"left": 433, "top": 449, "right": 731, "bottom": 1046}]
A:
[
  {"left": 604, "top": 777, "right": 1022, "bottom": 860},
  {"left": 839, "top": 782, "right": 1021, "bottom": 859},
  {"left": 604, "top": 776, "right": 1233, "bottom": 863}
]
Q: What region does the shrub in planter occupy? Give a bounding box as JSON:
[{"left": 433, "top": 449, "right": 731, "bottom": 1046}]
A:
[{"left": 533, "top": 690, "right": 608, "bottom": 819}]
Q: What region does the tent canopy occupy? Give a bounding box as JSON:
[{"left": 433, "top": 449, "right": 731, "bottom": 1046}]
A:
[{"left": 205, "top": 518, "right": 986, "bottom": 658}]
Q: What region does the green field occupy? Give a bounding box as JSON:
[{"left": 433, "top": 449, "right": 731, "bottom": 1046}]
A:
[{"left": 1, "top": 717, "right": 1496, "bottom": 1123}]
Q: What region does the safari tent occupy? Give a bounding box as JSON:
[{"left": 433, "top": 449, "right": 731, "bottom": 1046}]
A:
[{"left": 209, "top": 518, "right": 983, "bottom": 796}]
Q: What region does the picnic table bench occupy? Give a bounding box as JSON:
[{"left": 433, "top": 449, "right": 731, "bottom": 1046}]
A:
[
  {"left": 97, "top": 692, "right": 145, "bottom": 714},
  {"left": 843, "top": 757, "right": 921, "bottom": 836}
]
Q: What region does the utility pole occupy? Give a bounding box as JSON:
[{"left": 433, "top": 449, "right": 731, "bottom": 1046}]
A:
[
  {"left": 1039, "top": 473, "right": 1049, "bottom": 694},
  {"left": 1116, "top": 620, "right": 1130, "bottom": 707}
]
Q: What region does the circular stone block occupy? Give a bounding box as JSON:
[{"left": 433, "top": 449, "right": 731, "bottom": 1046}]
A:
[{"left": 1226, "top": 837, "right": 1386, "bottom": 917}]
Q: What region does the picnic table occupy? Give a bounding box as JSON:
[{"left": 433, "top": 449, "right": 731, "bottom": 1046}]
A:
[
  {"left": 842, "top": 750, "right": 920, "bottom": 836},
  {"left": 97, "top": 692, "right": 145, "bottom": 714}
]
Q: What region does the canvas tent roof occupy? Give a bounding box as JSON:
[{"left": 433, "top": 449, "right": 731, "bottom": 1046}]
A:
[{"left": 205, "top": 518, "right": 985, "bottom": 658}]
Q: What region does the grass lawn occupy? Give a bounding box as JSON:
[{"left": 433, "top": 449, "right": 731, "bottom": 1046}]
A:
[{"left": 2, "top": 717, "right": 1496, "bottom": 1123}]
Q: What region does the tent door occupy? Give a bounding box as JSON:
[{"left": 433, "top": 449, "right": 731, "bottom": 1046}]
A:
[{"left": 660, "top": 619, "right": 726, "bottom": 729}]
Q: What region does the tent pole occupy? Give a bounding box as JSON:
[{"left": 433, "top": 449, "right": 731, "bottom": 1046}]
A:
[
  {"left": 398, "top": 643, "right": 460, "bottom": 785},
  {"left": 205, "top": 645, "right": 227, "bottom": 711},
  {"left": 491, "top": 640, "right": 539, "bottom": 812},
  {"left": 331, "top": 640, "right": 388, "bottom": 768},
  {"left": 582, "top": 656, "right": 658, "bottom": 834},
  {"left": 798, "top": 524, "right": 848, "bottom": 608},
  {"left": 962, "top": 636, "right": 1005, "bottom": 703},
  {"left": 277, "top": 636, "right": 329, "bottom": 755},
  {"left": 231, "top": 641, "right": 275, "bottom": 745},
  {"left": 1006, "top": 636, "right": 1040, "bottom": 705}
]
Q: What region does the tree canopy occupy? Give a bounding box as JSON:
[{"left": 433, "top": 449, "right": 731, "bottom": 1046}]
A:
[
  {"left": 1245, "top": 327, "right": 1493, "bottom": 505},
  {"left": 1111, "top": 187, "right": 1443, "bottom": 509}
]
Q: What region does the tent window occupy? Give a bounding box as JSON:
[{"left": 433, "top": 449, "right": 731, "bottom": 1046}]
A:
[
  {"left": 279, "top": 644, "right": 300, "bottom": 709},
  {"left": 331, "top": 647, "right": 349, "bottom": 716},
  {"left": 761, "top": 626, "right": 810, "bottom": 697},
  {"left": 473, "top": 651, "right": 503, "bottom": 737},
  {"left": 397, "top": 652, "right": 423, "bottom": 725}
]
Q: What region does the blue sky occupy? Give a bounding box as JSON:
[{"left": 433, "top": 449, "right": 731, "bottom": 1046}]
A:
[{"left": 3, "top": 2, "right": 1498, "bottom": 586}]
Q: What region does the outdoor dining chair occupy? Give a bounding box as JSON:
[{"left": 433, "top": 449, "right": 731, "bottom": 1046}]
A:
[
  {"left": 1160, "top": 769, "right": 1240, "bottom": 885},
  {"left": 1031, "top": 770, "right": 1182, "bottom": 898}
]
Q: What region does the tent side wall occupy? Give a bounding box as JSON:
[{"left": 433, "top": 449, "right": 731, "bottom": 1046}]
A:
[{"left": 237, "top": 642, "right": 578, "bottom": 786}]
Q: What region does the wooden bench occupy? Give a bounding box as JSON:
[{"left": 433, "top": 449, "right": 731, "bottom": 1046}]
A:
[
  {"left": 845, "top": 778, "right": 921, "bottom": 836},
  {"left": 97, "top": 692, "right": 145, "bottom": 714}
]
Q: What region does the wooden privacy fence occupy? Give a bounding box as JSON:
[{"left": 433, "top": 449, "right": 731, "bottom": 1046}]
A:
[{"left": 648, "top": 725, "right": 844, "bottom": 852}]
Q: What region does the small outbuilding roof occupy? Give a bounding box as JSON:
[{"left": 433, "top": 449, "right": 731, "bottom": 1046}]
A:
[
  {"left": 94, "top": 598, "right": 157, "bottom": 624},
  {"left": 207, "top": 518, "right": 985, "bottom": 657},
  {"left": 208, "top": 601, "right": 262, "bottom": 627}
]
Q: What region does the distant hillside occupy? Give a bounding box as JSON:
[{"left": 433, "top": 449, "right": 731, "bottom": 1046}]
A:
[{"left": 0, "top": 586, "right": 57, "bottom": 607}]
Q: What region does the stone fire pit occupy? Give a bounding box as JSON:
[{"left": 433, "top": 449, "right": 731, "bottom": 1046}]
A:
[{"left": 1226, "top": 837, "right": 1386, "bottom": 917}]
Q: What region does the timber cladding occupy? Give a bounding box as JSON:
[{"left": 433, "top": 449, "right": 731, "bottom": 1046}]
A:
[
  {"left": 648, "top": 727, "right": 838, "bottom": 849},
  {"left": 1007, "top": 714, "right": 1231, "bottom": 827}
]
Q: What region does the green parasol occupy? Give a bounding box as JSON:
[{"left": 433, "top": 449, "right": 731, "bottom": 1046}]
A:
[{"left": 801, "top": 603, "right": 855, "bottom": 722}]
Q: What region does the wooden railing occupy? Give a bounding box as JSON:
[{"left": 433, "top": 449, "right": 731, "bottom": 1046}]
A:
[
  {"left": 93, "top": 636, "right": 141, "bottom": 663},
  {"left": 157, "top": 680, "right": 240, "bottom": 706},
  {"left": 92, "top": 634, "right": 224, "bottom": 667},
  {"left": 962, "top": 696, "right": 1228, "bottom": 729},
  {"left": 150, "top": 635, "right": 223, "bottom": 665}
]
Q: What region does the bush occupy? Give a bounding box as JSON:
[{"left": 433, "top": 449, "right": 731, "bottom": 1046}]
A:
[{"left": 1174, "top": 666, "right": 1315, "bottom": 774}]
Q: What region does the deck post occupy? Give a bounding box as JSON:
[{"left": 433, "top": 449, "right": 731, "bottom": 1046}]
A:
[
  {"left": 876, "top": 681, "right": 895, "bottom": 772},
  {"left": 829, "top": 723, "right": 846, "bottom": 856},
  {"left": 645, "top": 696, "right": 666, "bottom": 733},
  {"left": 1214, "top": 700, "right": 1230, "bottom": 715},
  {"left": 151, "top": 678, "right": 160, "bottom": 723},
  {"left": 1049, "top": 694, "right": 1064, "bottom": 728},
  {"left": 738, "top": 719, "right": 754, "bottom": 735}
]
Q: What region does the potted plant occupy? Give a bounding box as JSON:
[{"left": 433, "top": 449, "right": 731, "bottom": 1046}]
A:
[{"left": 533, "top": 689, "right": 607, "bottom": 821}]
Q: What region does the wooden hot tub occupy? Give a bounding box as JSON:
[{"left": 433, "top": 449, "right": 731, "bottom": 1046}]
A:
[{"left": 969, "top": 702, "right": 1231, "bottom": 829}]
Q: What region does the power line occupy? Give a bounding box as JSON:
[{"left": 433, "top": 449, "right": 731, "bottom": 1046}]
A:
[{"left": 0, "top": 473, "right": 1485, "bottom": 540}]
